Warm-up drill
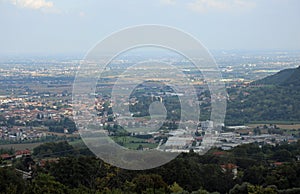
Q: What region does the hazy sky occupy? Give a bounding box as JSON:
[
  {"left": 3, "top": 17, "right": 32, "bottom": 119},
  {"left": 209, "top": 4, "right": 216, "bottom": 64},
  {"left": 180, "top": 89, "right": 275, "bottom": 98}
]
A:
[{"left": 0, "top": 0, "right": 299, "bottom": 55}]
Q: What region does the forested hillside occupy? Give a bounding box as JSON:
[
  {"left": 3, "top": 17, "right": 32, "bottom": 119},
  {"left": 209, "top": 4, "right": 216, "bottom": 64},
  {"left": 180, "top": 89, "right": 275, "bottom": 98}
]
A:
[
  {"left": 1, "top": 141, "right": 300, "bottom": 193},
  {"left": 252, "top": 66, "right": 300, "bottom": 86},
  {"left": 226, "top": 66, "right": 300, "bottom": 125}
]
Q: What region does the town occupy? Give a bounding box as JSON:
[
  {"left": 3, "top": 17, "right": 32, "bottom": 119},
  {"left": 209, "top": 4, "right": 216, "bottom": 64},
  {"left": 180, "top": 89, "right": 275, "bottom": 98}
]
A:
[{"left": 1, "top": 51, "right": 299, "bottom": 155}]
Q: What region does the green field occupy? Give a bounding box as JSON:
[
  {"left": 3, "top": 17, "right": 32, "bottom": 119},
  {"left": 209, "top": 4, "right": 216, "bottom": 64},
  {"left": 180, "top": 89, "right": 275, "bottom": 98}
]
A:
[
  {"left": 0, "top": 142, "right": 43, "bottom": 151},
  {"left": 69, "top": 136, "right": 158, "bottom": 150},
  {"left": 247, "top": 121, "right": 300, "bottom": 125},
  {"left": 68, "top": 139, "right": 86, "bottom": 148},
  {"left": 111, "top": 136, "right": 158, "bottom": 150}
]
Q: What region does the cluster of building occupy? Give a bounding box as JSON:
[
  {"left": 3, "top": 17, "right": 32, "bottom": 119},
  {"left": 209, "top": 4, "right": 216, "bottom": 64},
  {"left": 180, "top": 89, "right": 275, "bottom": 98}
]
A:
[
  {"left": 215, "top": 131, "right": 296, "bottom": 151},
  {"left": 0, "top": 149, "right": 31, "bottom": 161},
  {"left": 0, "top": 126, "right": 47, "bottom": 141},
  {"left": 152, "top": 121, "right": 299, "bottom": 153},
  {"left": 0, "top": 95, "right": 74, "bottom": 142}
]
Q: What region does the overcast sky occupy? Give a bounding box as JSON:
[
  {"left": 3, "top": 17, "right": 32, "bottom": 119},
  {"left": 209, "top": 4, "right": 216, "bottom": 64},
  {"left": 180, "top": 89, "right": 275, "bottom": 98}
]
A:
[{"left": 0, "top": 0, "right": 299, "bottom": 55}]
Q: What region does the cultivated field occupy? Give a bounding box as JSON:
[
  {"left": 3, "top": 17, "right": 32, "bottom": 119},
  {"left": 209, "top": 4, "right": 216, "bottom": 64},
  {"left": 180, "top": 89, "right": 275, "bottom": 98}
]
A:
[{"left": 0, "top": 142, "right": 43, "bottom": 151}]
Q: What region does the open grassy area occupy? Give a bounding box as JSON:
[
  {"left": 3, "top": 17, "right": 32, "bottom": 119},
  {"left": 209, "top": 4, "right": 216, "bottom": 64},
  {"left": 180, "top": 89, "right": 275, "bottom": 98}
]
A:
[
  {"left": 111, "top": 136, "right": 158, "bottom": 150},
  {"left": 0, "top": 142, "right": 43, "bottom": 151},
  {"left": 68, "top": 138, "right": 86, "bottom": 148},
  {"left": 276, "top": 124, "right": 300, "bottom": 130},
  {"left": 68, "top": 136, "right": 158, "bottom": 150},
  {"left": 248, "top": 123, "right": 300, "bottom": 130},
  {"left": 247, "top": 121, "right": 300, "bottom": 125},
  {"left": 123, "top": 142, "right": 158, "bottom": 150}
]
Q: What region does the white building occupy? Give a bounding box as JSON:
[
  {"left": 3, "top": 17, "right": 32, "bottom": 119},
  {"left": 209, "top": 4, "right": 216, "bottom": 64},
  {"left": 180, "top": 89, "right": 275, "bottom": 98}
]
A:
[
  {"left": 201, "top": 120, "right": 213, "bottom": 130},
  {"left": 165, "top": 136, "right": 194, "bottom": 148}
]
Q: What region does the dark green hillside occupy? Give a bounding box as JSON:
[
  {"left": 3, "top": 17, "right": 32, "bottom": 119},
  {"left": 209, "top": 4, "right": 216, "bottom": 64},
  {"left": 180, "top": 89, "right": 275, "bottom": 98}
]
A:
[
  {"left": 226, "top": 66, "right": 300, "bottom": 125},
  {"left": 252, "top": 66, "right": 300, "bottom": 86},
  {"left": 283, "top": 66, "right": 300, "bottom": 86},
  {"left": 226, "top": 86, "right": 300, "bottom": 125},
  {"left": 2, "top": 141, "right": 300, "bottom": 193}
]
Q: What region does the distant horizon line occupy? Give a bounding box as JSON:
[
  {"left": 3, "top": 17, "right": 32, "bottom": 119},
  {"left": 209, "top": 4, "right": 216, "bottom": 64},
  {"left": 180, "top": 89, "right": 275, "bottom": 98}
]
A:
[{"left": 0, "top": 48, "right": 300, "bottom": 59}]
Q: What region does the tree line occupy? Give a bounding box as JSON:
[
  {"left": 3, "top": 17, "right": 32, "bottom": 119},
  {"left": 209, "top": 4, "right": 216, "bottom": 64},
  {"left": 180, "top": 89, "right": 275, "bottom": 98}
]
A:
[{"left": 1, "top": 140, "right": 300, "bottom": 193}]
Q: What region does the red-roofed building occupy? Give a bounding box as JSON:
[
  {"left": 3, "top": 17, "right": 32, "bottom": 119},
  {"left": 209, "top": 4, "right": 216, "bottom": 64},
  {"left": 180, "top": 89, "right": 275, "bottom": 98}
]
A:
[
  {"left": 272, "top": 162, "right": 283, "bottom": 167},
  {"left": 213, "top": 151, "right": 226, "bottom": 156},
  {"left": 15, "top": 150, "right": 31, "bottom": 158},
  {"left": 1, "top": 154, "right": 12, "bottom": 160},
  {"left": 38, "top": 158, "right": 59, "bottom": 167},
  {"left": 221, "top": 163, "right": 238, "bottom": 179}
]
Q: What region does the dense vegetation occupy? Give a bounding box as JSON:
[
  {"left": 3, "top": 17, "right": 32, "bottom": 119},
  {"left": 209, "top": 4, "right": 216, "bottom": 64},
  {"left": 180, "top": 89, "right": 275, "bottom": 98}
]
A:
[
  {"left": 225, "top": 85, "right": 300, "bottom": 125},
  {"left": 253, "top": 66, "right": 300, "bottom": 87},
  {"left": 1, "top": 140, "right": 300, "bottom": 193},
  {"left": 226, "top": 66, "right": 300, "bottom": 125}
]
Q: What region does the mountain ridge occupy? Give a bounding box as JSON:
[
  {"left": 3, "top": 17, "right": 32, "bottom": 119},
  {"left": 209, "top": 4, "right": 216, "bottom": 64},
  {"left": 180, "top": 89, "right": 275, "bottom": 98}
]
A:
[
  {"left": 226, "top": 66, "right": 300, "bottom": 125},
  {"left": 252, "top": 66, "right": 300, "bottom": 86}
]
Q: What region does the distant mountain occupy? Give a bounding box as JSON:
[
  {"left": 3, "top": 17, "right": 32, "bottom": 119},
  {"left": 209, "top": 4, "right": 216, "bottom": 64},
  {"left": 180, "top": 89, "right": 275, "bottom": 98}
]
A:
[{"left": 253, "top": 66, "right": 300, "bottom": 86}]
